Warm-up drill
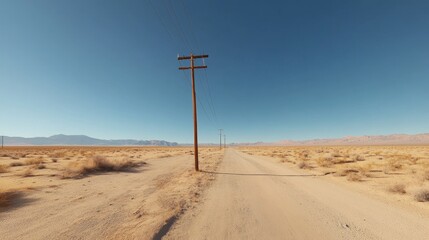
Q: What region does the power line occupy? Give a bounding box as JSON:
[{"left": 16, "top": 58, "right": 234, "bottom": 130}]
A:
[
  {"left": 200, "top": 59, "right": 219, "bottom": 126},
  {"left": 178, "top": 0, "right": 202, "bottom": 52},
  {"left": 147, "top": 0, "right": 191, "bottom": 52},
  {"left": 165, "top": 0, "right": 193, "bottom": 51}
]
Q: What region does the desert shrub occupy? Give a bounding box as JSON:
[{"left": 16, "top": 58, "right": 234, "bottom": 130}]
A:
[
  {"left": 357, "top": 164, "right": 373, "bottom": 177},
  {"left": 25, "top": 157, "right": 44, "bottom": 165},
  {"left": 21, "top": 168, "right": 33, "bottom": 177},
  {"left": 52, "top": 158, "right": 58, "bottom": 163},
  {"left": 0, "top": 190, "right": 21, "bottom": 207},
  {"left": 316, "top": 157, "right": 333, "bottom": 167},
  {"left": 297, "top": 161, "right": 310, "bottom": 169},
  {"left": 331, "top": 152, "right": 341, "bottom": 158},
  {"left": 388, "top": 184, "right": 406, "bottom": 194},
  {"left": 347, "top": 173, "right": 362, "bottom": 182},
  {"left": 335, "top": 168, "right": 359, "bottom": 177},
  {"left": 62, "top": 155, "right": 142, "bottom": 179},
  {"left": 385, "top": 159, "right": 403, "bottom": 172},
  {"left": 354, "top": 155, "right": 365, "bottom": 161},
  {"left": 0, "top": 164, "right": 9, "bottom": 173},
  {"left": 9, "top": 162, "right": 24, "bottom": 167},
  {"left": 49, "top": 150, "right": 66, "bottom": 158},
  {"left": 36, "top": 164, "right": 46, "bottom": 169},
  {"left": 409, "top": 157, "right": 419, "bottom": 165},
  {"left": 415, "top": 190, "right": 429, "bottom": 202},
  {"left": 300, "top": 151, "right": 309, "bottom": 158}
]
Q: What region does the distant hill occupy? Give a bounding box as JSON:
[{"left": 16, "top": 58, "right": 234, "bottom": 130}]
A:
[
  {"left": 1, "top": 134, "right": 178, "bottom": 146},
  {"left": 233, "top": 133, "right": 429, "bottom": 146}
]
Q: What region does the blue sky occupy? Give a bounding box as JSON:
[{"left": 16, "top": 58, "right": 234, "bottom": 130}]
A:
[{"left": 1, "top": 0, "right": 428, "bottom": 143}]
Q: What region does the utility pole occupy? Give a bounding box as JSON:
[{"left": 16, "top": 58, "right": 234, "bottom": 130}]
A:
[
  {"left": 224, "top": 134, "right": 226, "bottom": 148},
  {"left": 1, "top": 136, "right": 3, "bottom": 148},
  {"left": 178, "top": 53, "right": 208, "bottom": 171},
  {"left": 218, "top": 129, "right": 223, "bottom": 150}
]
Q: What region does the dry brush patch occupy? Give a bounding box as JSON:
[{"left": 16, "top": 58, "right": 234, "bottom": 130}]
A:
[
  {"left": 9, "top": 162, "right": 24, "bottom": 167},
  {"left": 346, "top": 172, "right": 362, "bottom": 182},
  {"left": 21, "top": 168, "right": 34, "bottom": 177},
  {"left": 388, "top": 184, "right": 407, "bottom": 194},
  {"left": 0, "top": 164, "right": 9, "bottom": 173},
  {"left": 415, "top": 189, "right": 429, "bottom": 202},
  {"left": 25, "top": 157, "right": 44, "bottom": 166},
  {"left": 62, "top": 155, "right": 144, "bottom": 179}
]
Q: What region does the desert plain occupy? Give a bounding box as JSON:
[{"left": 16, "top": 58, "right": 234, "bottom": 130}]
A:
[
  {"left": 1, "top": 145, "right": 429, "bottom": 239},
  {"left": 0, "top": 146, "right": 222, "bottom": 239}
]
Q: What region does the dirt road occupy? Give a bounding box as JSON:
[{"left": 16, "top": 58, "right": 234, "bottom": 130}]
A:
[{"left": 165, "top": 149, "right": 429, "bottom": 240}]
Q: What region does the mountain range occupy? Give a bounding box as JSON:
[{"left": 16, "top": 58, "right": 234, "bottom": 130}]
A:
[
  {"left": 1, "top": 134, "right": 178, "bottom": 146},
  {"left": 2, "top": 133, "right": 429, "bottom": 147},
  {"left": 233, "top": 133, "right": 429, "bottom": 146}
]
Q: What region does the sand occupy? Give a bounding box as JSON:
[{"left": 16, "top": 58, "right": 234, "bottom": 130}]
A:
[
  {"left": 165, "top": 148, "right": 429, "bottom": 240},
  {"left": 0, "top": 146, "right": 222, "bottom": 239},
  {"left": 1, "top": 146, "right": 429, "bottom": 239}
]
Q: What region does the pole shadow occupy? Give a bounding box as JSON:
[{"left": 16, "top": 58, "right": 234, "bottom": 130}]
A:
[{"left": 200, "top": 170, "right": 316, "bottom": 177}]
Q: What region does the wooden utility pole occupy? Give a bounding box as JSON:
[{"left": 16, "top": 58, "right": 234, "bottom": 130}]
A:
[
  {"left": 218, "top": 129, "right": 223, "bottom": 150},
  {"left": 178, "top": 54, "right": 208, "bottom": 171},
  {"left": 224, "top": 134, "right": 226, "bottom": 148}
]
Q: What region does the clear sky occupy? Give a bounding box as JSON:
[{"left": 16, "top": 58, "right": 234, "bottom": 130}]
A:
[{"left": 1, "top": 0, "right": 428, "bottom": 143}]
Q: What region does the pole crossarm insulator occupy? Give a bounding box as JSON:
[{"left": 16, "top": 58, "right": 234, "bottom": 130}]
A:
[{"left": 178, "top": 54, "right": 209, "bottom": 60}]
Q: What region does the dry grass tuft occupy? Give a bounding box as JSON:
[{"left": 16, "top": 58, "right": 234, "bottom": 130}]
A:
[
  {"left": 25, "top": 157, "right": 44, "bottom": 165},
  {"left": 357, "top": 164, "right": 373, "bottom": 177},
  {"left": 21, "top": 168, "right": 34, "bottom": 177},
  {"left": 316, "top": 157, "right": 333, "bottom": 167},
  {"left": 0, "top": 164, "right": 9, "bottom": 173},
  {"left": 414, "top": 189, "right": 429, "bottom": 202},
  {"left": 9, "top": 162, "right": 24, "bottom": 167},
  {"left": 49, "top": 150, "right": 66, "bottom": 158},
  {"left": 62, "top": 155, "right": 142, "bottom": 179},
  {"left": 297, "top": 161, "right": 311, "bottom": 169},
  {"left": 386, "top": 159, "right": 403, "bottom": 172},
  {"left": 354, "top": 155, "right": 365, "bottom": 161},
  {"left": 388, "top": 184, "right": 407, "bottom": 194},
  {"left": 36, "top": 164, "right": 46, "bottom": 170},
  {"left": 346, "top": 172, "right": 362, "bottom": 182},
  {"left": 0, "top": 190, "right": 21, "bottom": 207},
  {"left": 335, "top": 168, "right": 359, "bottom": 177}
]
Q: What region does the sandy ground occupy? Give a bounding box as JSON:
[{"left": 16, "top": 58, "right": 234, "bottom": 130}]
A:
[
  {"left": 2, "top": 147, "right": 429, "bottom": 239},
  {"left": 165, "top": 149, "right": 429, "bottom": 240},
  {"left": 0, "top": 147, "right": 222, "bottom": 240},
  {"left": 238, "top": 145, "right": 429, "bottom": 210}
]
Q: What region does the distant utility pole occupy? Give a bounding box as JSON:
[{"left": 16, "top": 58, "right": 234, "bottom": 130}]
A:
[
  {"left": 178, "top": 53, "right": 209, "bottom": 171},
  {"left": 1, "top": 136, "right": 3, "bottom": 148},
  {"left": 224, "top": 134, "right": 226, "bottom": 148},
  {"left": 218, "top": 129, "right": 223, "bottom": 150}
]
